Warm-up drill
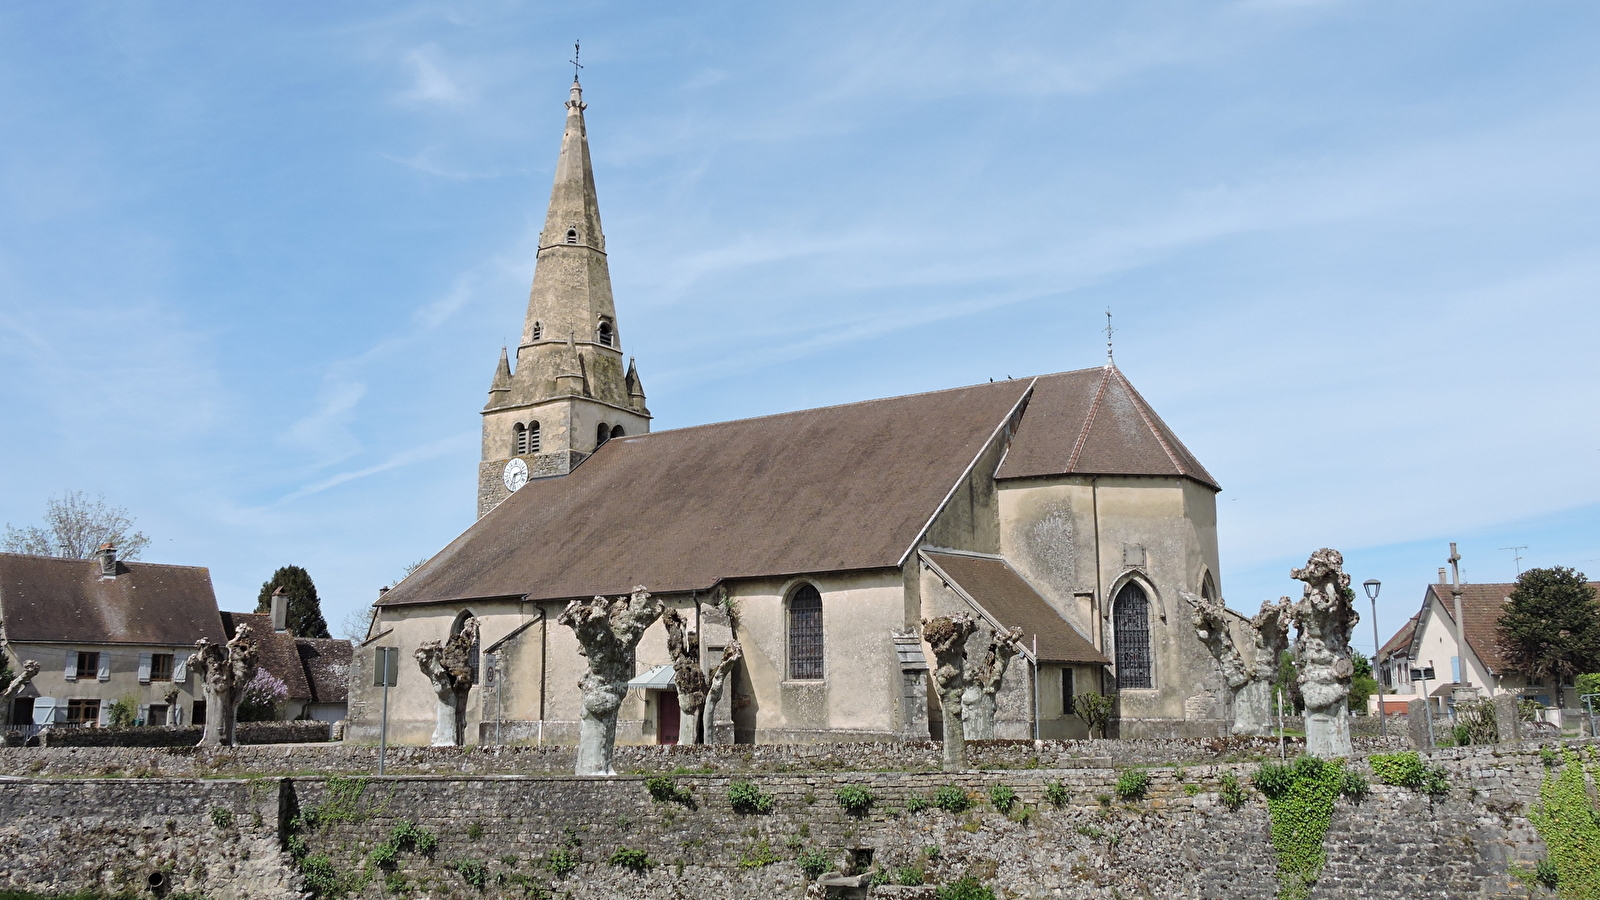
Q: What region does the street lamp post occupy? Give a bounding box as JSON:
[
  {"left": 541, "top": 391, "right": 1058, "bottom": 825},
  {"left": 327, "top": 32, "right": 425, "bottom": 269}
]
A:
[{"left": 1364, "top": 579, "right": 1384, "bottom": 738}]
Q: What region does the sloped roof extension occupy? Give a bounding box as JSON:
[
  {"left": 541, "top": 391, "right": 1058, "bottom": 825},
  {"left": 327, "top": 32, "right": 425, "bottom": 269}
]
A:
[{"left": 922, "top": 550, "right": 1109, "bottom": 665}]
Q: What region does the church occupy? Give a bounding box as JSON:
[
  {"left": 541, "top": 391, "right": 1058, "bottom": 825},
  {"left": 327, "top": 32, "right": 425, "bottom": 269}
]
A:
[{"left": 346, "top": 77, "right": 1232, "bottom": 747}]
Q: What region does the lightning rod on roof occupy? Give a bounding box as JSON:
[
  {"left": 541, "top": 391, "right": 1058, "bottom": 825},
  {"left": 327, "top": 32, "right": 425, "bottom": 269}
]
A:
[{"left": 571, "top": 40, "right": 583, "bottom": 82}]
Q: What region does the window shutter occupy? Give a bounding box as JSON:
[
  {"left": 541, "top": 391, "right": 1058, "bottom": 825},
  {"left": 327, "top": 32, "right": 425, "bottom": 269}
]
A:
[
  {"left": 64, "top": 651, "right": 77, "bottom": 681},
  {"left": 173, "top": 653, "right": 188, "bottom": 683},
  {"left": 138, "top": 704, "right": 150, "bottom": 726},
  {"left": 97, "top": 654, "right": 110, "bottom": 682},
  {"left": 138, "top": 653, "right": 152, "bottom": 684},
  {"left": 97, "top": 704, "right": 111, "bottom": 727}
]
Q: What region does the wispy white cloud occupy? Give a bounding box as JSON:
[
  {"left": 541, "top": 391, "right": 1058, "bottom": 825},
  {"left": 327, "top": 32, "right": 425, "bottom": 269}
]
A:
[
  {"left": 274, "top": 434, "right": 471, "bottom": 504},
  {"left": 400, "top": 44, "right": 468, "bottom": 104}
]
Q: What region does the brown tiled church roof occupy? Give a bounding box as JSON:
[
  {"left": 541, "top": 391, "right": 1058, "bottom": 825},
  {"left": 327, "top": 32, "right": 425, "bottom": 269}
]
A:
[
  {"left": 380, "top": 368, "right": 1216, "bottom": 608},
  {"left": 0, "top": 553, "right": 225, "bottom": 646},
  {"left": 922, "top": 551, "right": 1109, "bottom": 665},
  {"left": 996, "top": 365, "right": 1218, "bottom": 488}
]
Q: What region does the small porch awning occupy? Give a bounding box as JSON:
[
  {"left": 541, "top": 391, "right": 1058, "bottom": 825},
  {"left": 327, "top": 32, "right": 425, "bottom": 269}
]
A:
[{"left": 627, "top": 665, "right": 676, "bottom": 690}]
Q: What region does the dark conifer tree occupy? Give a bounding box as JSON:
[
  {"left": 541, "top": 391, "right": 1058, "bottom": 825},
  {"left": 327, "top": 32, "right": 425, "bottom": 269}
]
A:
[{"left": 255, "top": 565, "right": 331, "bottom": 639}]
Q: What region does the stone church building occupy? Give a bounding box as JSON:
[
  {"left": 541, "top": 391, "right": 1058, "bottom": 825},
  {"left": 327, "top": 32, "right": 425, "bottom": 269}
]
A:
[{"left": 347, "top": 78, "right": 1231, "bottom": 747}]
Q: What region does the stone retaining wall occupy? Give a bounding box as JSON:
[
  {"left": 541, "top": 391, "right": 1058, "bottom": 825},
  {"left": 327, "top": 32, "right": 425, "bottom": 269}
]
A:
[{"left": 0, "top": 740, "right": 1586, "bottom": 899}]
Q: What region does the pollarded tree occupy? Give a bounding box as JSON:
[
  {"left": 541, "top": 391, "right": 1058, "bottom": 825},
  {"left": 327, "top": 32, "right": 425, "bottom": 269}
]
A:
[
  {"left": 1496, "top": 566, "right": 1600, "bottom": 708},
  {"left": 255, "top": 565, "right": 331, "bottom": 638},
  {"left": 1, "top": 491, "right": 150, "bottom": 560}
]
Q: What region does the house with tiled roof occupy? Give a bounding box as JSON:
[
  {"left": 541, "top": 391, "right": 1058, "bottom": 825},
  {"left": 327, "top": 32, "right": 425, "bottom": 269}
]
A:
[
  {"left": 0, "top": 545, "right": 225, "bottom": 730},
  {"left": 221, "top": 609, "right": 352, "bottom": 724},
  {"left": 346, "top": 79, "right": 1234, "bottom": 748},
  {"left": 1378, "top": 573, "right": 1600, "bottom": 712}
]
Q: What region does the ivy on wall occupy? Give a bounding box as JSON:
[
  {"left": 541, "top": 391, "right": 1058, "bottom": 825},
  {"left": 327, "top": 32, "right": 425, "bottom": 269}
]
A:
[
  {"left": 1528, "top": 749, "right": 1600, "bottom": 899},
  {"left": 1253, "top": 756, "right": 1363, "bottom": 900}
]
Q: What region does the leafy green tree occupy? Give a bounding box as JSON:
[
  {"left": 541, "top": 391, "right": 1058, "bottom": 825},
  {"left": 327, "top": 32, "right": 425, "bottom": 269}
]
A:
[
  {"left": 1496, "top": 567, "right": 1600, "bottom": 708},
  {"left": 1576, "top": 672, "right": 1600, "bottom": 701},
  {"left": 255, "top": 565, "right": 331, "bottom": 638},
  {"left": 1348, "top": 651, "right": 1378, "bottom": 716}
]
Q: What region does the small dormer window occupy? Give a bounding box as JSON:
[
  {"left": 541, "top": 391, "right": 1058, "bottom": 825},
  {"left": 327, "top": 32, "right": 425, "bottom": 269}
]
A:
[
  {"left": 531, "top": 321, "right": 542, "bottom": 340},
  {"left": 597, "top": 321, "right": 614, "bottom": 347},
  {"left": 566, "top": 229, "right": 578, "bottom": 244}
]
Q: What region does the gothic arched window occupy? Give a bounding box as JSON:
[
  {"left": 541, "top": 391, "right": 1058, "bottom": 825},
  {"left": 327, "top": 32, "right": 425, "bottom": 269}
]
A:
[
  {"left": 596, "top": 422, "right": 610, "bottom": 448},
  {"left": 610, "top": 424, "right": 625, "bottom": 439},
  {"left": 597, "top": 321, "right": 614, "bottom": 347},
  {"left": 513, "top": 424, "right": 528, "bottom": 456},
  {"left": 1113, "top": 582, "right": 1153, "bottom": 689},
  {"left": 532, "top": 321, "right": 543, "bottom": 340},
  {"left": 788, "top": 584, "right": 824, "bottom": 680},
  {"left": 528, "top": 421, "right": 541, "bottom": 453}
]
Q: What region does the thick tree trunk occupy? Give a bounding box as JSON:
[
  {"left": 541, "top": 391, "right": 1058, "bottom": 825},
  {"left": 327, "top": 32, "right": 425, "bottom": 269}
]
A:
[
  {"left": 560, "top": 588, "right": 664, "bottom": 775},
  {"left": 923, "top": 615, "right": 979, "bottom": 771},
  {"left": 961, "top": 627, "right": 1021, "bottom": 740},
  {"left": 415, "top": 618, "right": 478, "bottom": 748},
  {"left": 701, "top": 640, "right": 742, "bottom": 745},
  {"left": 1290, "top": 549, "right": 1357, "bottom": 758},
  {"left": 663, "top": 609, "right": 707, "bottom": 745},
  {"left": 188, "top": 625, "right": 259, "bottom": 748}
]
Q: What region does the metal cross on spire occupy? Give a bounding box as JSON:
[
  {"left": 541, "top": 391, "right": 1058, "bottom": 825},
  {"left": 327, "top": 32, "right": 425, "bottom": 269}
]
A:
[
  {"left": 570, "top": 40, "right": 583, "bottom": 83},
  {"left": 1105, "top": 308, "right": 1115, "bottom": 363}
]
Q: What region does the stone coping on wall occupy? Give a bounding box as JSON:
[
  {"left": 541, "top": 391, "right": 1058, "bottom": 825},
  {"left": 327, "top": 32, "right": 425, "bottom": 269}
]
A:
[{"left": 0, "top": 734, "right": 1421, "bottom": 779}]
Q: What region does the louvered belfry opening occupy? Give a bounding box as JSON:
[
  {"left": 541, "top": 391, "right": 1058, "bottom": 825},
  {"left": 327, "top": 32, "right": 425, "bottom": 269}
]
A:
[
  {"left": 788, "top": 584, "right": 824, "bottom": 680},
  {"left": 1113, "top": 582, "right": 1153, "bottom": 689}
]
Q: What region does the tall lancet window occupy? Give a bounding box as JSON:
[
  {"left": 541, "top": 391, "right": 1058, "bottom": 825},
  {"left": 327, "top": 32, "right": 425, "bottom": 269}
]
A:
[
  {"left": 527, "top": 421, "right": 541, "bottom": 453},
  {"left": 513, "top": 424, "right": 528, "bottom": 456},
  {"left": 597, "top": 321, "right": 614, "bottom": 347},
  {"left": 532, "top": 322, "right": 543, "bottom": 340},
  {"left": 596, "top": 422, "right": 610, "bottom": 447},
  {"left": 1113, "top": 582, "right": 1153, "bottom": 689},
  {"left": 788, "top": 584, "right": 824, "bottom": 680}
]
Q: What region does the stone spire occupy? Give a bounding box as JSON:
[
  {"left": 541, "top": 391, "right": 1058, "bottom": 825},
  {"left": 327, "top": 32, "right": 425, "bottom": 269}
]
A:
[
  {"left": 487, "top": 347, "right": 512, "bottom": 397},
  {"left": 519, "top": 78, "right": 614, "bottom": 351},
  {"left": 475, "top": 77, "right": 651, "bottom": 518}
]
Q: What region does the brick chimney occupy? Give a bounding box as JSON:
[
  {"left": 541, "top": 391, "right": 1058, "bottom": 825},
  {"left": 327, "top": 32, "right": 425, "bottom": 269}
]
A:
[
  {"left": 270, "top": 587, "right": 289, "bottom": 633},
  {"left": 97, "top": 543, "right": 117, "bottom": 577}
]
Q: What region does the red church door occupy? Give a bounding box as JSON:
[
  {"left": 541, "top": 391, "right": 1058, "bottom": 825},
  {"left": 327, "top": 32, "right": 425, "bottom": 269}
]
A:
[{"left": 657, "top": 691, "right": 680, "bottom": 745}]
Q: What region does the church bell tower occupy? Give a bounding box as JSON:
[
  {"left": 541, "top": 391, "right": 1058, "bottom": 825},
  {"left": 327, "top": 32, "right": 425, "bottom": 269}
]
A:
[{"left": 478, "top": 77, "right": 651, "bottom": 517}]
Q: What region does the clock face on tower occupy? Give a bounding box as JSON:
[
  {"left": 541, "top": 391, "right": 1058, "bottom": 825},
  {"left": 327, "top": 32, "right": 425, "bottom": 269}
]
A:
[{"left": 502, "top": 458, "right": 529, "bottom": 493}]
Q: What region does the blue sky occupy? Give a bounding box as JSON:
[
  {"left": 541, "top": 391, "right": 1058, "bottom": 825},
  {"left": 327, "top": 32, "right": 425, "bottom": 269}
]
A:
[{"left": 2, "top": 1, "right": 1597, "bottom": 652}]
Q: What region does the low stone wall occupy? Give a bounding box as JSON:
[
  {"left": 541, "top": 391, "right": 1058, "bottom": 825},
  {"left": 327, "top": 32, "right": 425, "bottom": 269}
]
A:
[
  {"left": 28, "top": 721, "right": 332, "bottom": 748},
  {"left": 0, "top": 741, "right": 1581, "bottom": 899},
  {"left": 0, "top": 734, "right": 1413, "bottom": 779}
]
